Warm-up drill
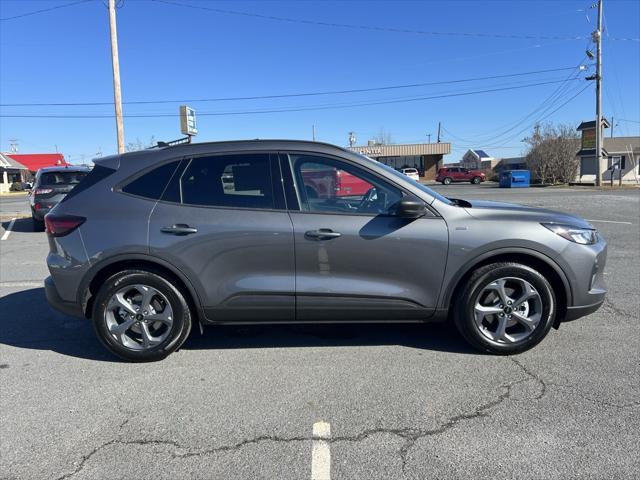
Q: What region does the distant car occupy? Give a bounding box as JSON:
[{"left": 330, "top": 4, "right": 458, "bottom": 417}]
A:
[
  {"left": 400, "top": 168, "right": 420, "bottom": 181},
  {"left": 30, "top": 165, "right": 91, "bottom": 231},
  {"left": 437, "top": 167, "right": 486, "bottom": 185}
]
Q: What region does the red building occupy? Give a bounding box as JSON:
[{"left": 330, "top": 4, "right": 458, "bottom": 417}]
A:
[{"left": 6, "top": 153, "right": 68, "bottom": 173}]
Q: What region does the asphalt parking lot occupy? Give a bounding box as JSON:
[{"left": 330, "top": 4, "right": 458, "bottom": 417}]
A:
[{"left": 1, "top": 185, "right": 639, "bottom": 479}]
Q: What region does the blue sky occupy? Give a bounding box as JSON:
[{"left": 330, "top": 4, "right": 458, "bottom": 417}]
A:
[{"left": 1, "top": 0, "right": 638, "bottom": 164}]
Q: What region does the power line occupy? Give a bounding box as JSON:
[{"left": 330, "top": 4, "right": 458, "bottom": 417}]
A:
[
  {"left": 1, "top": 78, "right": 582, "bottom": 119},
  {"left": 618, "top": 119, "right": 640, "bottom": 124},
  {"left": 150, "top": 0, "right": 640, "bottom": 42},
  {"left": 441, "top": 62, "right": 586, "bottom": 144},
  {"left": 0, "top": 66, "right": 581, "bottom": 107},
  {"left": 469, "top": 84, "right": 593, "bottom": 150},
  {"left": 0, "top": 0, "right": 93, "bottom": 21}
]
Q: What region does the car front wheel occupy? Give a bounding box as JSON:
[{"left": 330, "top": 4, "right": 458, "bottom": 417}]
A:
[
  {"left": 471, "top": 176, "right": 481, "bottom": 184},
  {"left": 92, "top": 269, "right": 192, "bottom": 362},
  {"left": 453, "top": 262, "right": 556, "bottom": 354}
]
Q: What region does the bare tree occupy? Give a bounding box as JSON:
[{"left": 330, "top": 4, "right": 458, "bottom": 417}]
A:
[
  {"left": 524, "top": 123, "right": 579, "bottom": 184},
  {"left": 126, "top": 135, "right": 157, "bottom": 152},
  {"left": 372, "top": 128, "right": 394, "bottom": 145}
]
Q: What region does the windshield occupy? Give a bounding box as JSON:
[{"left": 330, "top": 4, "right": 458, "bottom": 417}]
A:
[{"left": 354, "top": 153, "right": 453, "bottom": 205}]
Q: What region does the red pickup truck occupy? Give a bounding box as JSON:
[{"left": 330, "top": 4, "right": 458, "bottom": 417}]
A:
[{"left": 436, "top": 167, "right": 486, "bottom": 185}]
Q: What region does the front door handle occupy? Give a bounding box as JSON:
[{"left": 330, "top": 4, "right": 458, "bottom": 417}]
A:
[
  {"left": 305, "top": 228, "right": 342, "bottom": 240},
  {"left": 160, "top": 224, "right": 198, "bottom": 235}
]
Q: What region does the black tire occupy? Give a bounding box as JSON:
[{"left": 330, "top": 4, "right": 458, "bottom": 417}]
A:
[
  {"left": 453, "top": 262, "right": 556, "bottom": 354},
  {"left": 471, "top": 176, "right": 481, "bottom": 184},
  {"left": 92, "top": 269, "right": 192, "bottom": 362},
  {"left": 442, "top": 177, "right": 452, "bottom": 185},
  {"left": 32, "top": 217, "right": 45, "bottom": 232}
]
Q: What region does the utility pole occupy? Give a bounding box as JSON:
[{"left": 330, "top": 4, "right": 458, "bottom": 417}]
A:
[
  {"left": 594, "top": 0, "right": 603, "bottom": 186},
  {"left": 312, "top": 125, "right": 316, "bottom": 141},
  {"left": 437, "top": 121, "right": 441, "bottom": 143},
  {"left": 426, "top": 133, "right": 432, "bottom": 143},
  {"left": 108, "top": 0, "right": 125, "bottom": 154}
]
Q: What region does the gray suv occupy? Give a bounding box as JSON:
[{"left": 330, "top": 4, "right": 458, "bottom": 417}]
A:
[
  {"left": 43, "top": 140, "right": 607, "bottom": 361},
  {"left": 30, "top": 165, "right": 90, "bottom": 231}
]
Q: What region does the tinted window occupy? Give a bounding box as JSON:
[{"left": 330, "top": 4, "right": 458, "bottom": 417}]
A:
[
  {"left": 290, "top": 154, "right": 402, "bottom": 215},
  {"left": 122, "top": 161, "right": 181, "bottom": 200},
  {"left": 39, "top": 171, "right": 87, "bottom": 185},
  {"left": 175, "top": 154, "right": 274, "bottom": 209},
  {"left": 61, "top": 165, "right": 115, "bottom": 203}
]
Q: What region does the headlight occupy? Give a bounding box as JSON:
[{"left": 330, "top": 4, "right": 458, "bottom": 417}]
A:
[{"left": 542, "top": 223, "right": 597, "bottom": 245}]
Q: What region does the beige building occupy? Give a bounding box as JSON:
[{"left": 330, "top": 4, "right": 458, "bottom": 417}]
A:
[
  {"left": 349, "top": 142, "right": 451, "bottom": 180},
  {"left": 575, "top": 119, "right": 639, "bottom": 184}
]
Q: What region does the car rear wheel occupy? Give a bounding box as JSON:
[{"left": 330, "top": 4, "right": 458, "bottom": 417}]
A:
[
  {"left": 453, "top": 262, "right": 556, "bottom": 354},
  {"left": 92, "top": 269, "right": 192, "bottom": 362},
  {"left": 442, "top": 177, "right": 452, "bottom": 185},
  {"left": 471, "top": 176, "right": 481, "bottom": 184}
]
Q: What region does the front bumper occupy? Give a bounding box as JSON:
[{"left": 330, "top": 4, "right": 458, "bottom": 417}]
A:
[
  {"left": 557, "top": 232, "right": 608, "bottom": 324},
  {"left": 44, "top": 276, "right": 84, "bottom": 318},
  {"left": 564, "top": 299, "right": 605, "bottom": 321}
]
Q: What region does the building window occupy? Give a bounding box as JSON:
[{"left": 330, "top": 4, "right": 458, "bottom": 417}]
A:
[{"left": 608, "top": 155, "right": 625, "bottom": 170}]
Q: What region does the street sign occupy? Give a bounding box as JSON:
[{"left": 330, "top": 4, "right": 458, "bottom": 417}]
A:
[{"left": 180, "top": 105, "right": 198, "bottom": 136}]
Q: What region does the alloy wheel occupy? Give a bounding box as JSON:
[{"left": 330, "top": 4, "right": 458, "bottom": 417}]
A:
[
  {"left": 104, "top": 284, "right": 174, "bottom": 350},
  {"left": 473, "top": 277, "right": 543, "bottom": 344}
]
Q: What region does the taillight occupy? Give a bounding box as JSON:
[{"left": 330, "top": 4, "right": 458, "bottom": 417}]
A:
[
  {"left": 35, "top": 188, "right": 53, "bottom": 195},
  {"left": 44, "top": 214, "right": 85, "bottom": 237}
]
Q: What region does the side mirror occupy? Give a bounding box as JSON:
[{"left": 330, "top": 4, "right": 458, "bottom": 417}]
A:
[{"left": 395, "top": 195, "right": 427, "bottom": 219}]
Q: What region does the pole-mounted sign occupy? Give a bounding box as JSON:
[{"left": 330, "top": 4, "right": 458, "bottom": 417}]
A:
[{"left": 180, "top": 105, "right": 198, "bottom": 139}]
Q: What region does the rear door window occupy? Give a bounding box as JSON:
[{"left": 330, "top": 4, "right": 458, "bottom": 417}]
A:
[{"left": 165, "top": 154, "right": 277, "bottom": 210}]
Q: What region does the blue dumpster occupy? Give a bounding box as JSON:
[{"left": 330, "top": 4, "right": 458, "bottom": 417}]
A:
[{"left": 499, "top": 170, "right": 530, "bottom": 188}]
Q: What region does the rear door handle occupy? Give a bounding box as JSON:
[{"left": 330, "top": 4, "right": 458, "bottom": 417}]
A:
[
  {"left": 305, "top": 228, "right": 342, "bottom": 240},
  {"left": 160, "top": 224, "right": 198, "bottom": 235}
]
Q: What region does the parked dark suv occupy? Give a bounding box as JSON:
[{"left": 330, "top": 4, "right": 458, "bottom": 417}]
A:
[
  {"left": 44, "top": 140, "right": 606, "bottom": 361},
  {"left": 30, "top": 165, "right": 90, "bottom": 231},
  {"left": 436, "top": 167, "right": 486, "bottom": 185}
]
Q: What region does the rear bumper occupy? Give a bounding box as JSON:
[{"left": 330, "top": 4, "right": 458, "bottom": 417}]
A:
[{"left": 44, "top": 276, "right": 84, "bottom": 318}]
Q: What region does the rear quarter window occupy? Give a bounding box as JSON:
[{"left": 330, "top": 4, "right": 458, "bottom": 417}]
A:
[{"left": 122, "top": 161, "right": 181, "bottom": 200}]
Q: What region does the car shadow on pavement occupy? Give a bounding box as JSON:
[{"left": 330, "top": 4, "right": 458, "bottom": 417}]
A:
[
  {"left": 0, "top": 288, "right": 475, "bottom": 362},
  {"left": 1, "top": 217, "right": 37, "bottom": 233}
]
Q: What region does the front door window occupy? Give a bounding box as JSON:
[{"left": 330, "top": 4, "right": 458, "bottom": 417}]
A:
[{"left": 289, "top": 154, "right": 402, "bottom": 215}]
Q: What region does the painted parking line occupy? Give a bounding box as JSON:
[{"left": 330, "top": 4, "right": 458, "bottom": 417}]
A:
[
  {"left": 311, "top": 421, "right": 331, "bottom": 480},
  {"left": 0, "top": 281, "right": 43, "bottom": 288},
  {"left": 1, "top": 218, "right": 16, "bottom": 241},
  {"left": 586, "top": 219, "right": 633, "bottom": 225}
]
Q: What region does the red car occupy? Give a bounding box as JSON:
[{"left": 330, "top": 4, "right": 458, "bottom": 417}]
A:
[
  {"left": 436, "top": 167, "right": 486, "bottom": 185},
  {"left": 301, "top": 165, "right": 371, "bottom": 198}
]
